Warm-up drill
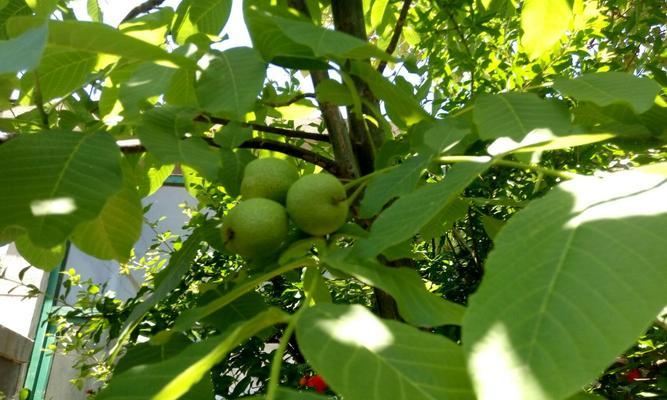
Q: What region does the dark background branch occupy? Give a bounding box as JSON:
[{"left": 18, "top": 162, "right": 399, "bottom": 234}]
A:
[
  {"left": 121, "top": 0, "right": 165, "bottom": 23},
  {"left": 195, "top": 115, "right": 330, "bottom": 143},
  {"left": 238, "top": 138, "right": 338, "bottom": 174},
  {"left": 377, "top": 0, "right": 413, "bottom": 74}
]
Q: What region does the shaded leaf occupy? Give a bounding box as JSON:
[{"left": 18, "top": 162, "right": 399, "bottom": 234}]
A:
[
  {"left": 350, "top": 61, "right": 429, "bottom": 127},
  {"left": 196, "top": 47, "right": 267, "bottom": 119},
  {"left": 315, "top": 78, "right": 353, "bottom": 106},
  {"left": 355, "top": 161, "right": 489, "bottom": 258},
  {"left": 325, "top": 249, "right": 465, "bottom": 327},
  {"left": 137, "top": 106, "right": 221, "bottom": 182},
  {"left": 7, "top": 17, "right": 195, "bottom": 69},
  {"left": 70, "top": 184, "right": 143, "bottom": 263},
  {"left": 0, "top": 131, "right": 122, "bottom": 247},
  {"left": 359, "top": 154, "right": 429, "bottom": 218},
  {"left": 0, "top": 23, "right": 46, "bottom": 74},
  {"left": 219, "top": 148, "right": 255, "bottom": 197},
  {"left": 31, "top": 47, "right": 97, "bottom": 100}
]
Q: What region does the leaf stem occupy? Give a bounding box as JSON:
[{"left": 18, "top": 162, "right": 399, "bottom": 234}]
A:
[
  {"left": 266, "top": 312, "right": 301, "bottom": 400},
  {"left": 435, "top": 155, "right": 580, "bottom": 180},
  {"left": 343, "top": 165, "right": 397, "bottom": 190}
]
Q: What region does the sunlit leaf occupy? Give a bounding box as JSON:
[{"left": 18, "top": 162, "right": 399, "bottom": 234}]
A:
[
  {"left": 520, "top": 0, "right": 572, "bottom": 59},
  {"left": 463, "top": 169, "right": 667, "bottom": 400},
  {"left": 296, "top": 304, "right": 474, "bottom": 400},
  {"left": 474, "top": 93, "right": 571, "bottom": 152},
  {"left": 99, "top": 308, "right": 287, "bottom": 400},
  {"left": 554, "top": 72, "right": 662, "bottom": 113},
  {"left": 14, "top": 234, "right": 65, "bottom": 271}
]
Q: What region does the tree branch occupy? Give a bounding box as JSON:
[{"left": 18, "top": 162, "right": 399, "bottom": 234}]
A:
[
  {"left": 377, "top": 0, "right": 412, "bottom": 74},
  {"left": 239, "top": 138, "right": 338, "bottom": 175},
  {"left": 194, "top": 115, "right": 330, "bottom": 142},
  {"left": 121, "top": 0, "right": 165, "bottom": 23}
]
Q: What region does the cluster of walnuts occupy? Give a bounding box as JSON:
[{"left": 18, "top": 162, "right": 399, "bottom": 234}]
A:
[{"left": 221, "top": 158, "right": 348, "bottom": 260}]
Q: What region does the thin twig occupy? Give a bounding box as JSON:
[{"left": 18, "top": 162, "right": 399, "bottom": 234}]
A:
[
  {"left": 194, "top": 115, "right": 330, "bottom": 142},
  {"left": 377, "top": 0, "right": 412, "bottom": 74},
  {"left": 239, "top": 138, "right": 338, "bottom": 174},
  {"left": 120, "top": 0, "right": 165, "bottom": 23}
]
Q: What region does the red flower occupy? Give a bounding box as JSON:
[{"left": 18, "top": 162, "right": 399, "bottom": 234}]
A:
[
  {"left": 305, "top": 375, "right": 328, "bottom": 393},
  {"left": 626, "top": 368, "right": 642, "bottom": 382}
]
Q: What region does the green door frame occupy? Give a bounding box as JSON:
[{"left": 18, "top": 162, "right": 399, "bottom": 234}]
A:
[
  {"left": 22, "top": 244, "right": 70, "bottom": 400},
  {"left": 22, "top": 175, "right": 185, "bottom": 399}
]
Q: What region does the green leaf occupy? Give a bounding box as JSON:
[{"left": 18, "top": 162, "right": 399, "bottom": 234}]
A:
[
  {"left": 137, "top": 107, "right": 221, "bottom": 182},
  {"left": 520, "top": 0, "right": 572, "bottom": 60},
  {"left": 31, "top": 47, "right": 97, "bottom": 100},
  {"left": 315, "top": 78, "right": 353, "bottom": 106},
  {"left": 14, "top": 234, "right": 65, "bottom": 271},
  {"left": 356, "top": 161, "right": 489, "bottom": 258},
  {"left": 70, "top": 184, "right": 143, "bottom": 263},
  {"left": 219, "top": 148, "right": 255, "bottom": 197},
  {"left": 215, "top": 121, "right": 252, "bottom": 148},
  {"left": 7, "top": 17, "right": 196, "bottom": 69},
  {"left": 115, "top": 334, "right": 193, "bottom": 374},
  {"left": 370, "top": 0, "right": 390, "bottom": 31},
  {"left": 420, "top": 197, "right": 469, "bottom": 241},
  {"left": 165, "top": 68, "right": 198, "bottom": 107},
  {"left": 0, "top": 0, "right": 31, "bottom": 40},
  {"left": 474, "top": 93, "right": 571, "bottom": 153},
  {"left": 119, "top": 61, "right": 175, "bottom": 114},
  {"left": 463, "top": 169, "right": 667, "bottom": 400},
  {"left": 296, "top": 304, "right": 474, "bottom": 400},
  {"left": 244, "top": 6, "right": 321, "bottom": 68},
  {"left": 359, "top": 154, "right": 429, "bottom": 218},
  {"left": 188, "top": 0, "right": 233, "bottom": 37},
  {"left": 0, "top": 23, "right": 46, "bottom": 74},
  {"left": 86, "top": 0, "right": 103, "bottom": 22},
  {"left": 554, "top": 72, "right": 662, "bottom": 113},
  {"left": 0, "top": 131, "right": 122, "bottom": 247},
  {"left": 99, "top": 308, "right": 287, "bottom": 400},
  {"left": 196, "top": 47, "right": 267, "bottom": 119},
  {"left": 200, "top": 291, "right": 268, "bottom": 331},
  {"left": 267, "top": 13, "right": 392, "bottom": 61},
  {"left": 350, "top": 62, "right": 429, "bottom": 126},
  {"left": 325, "top": 249, "right": 465, "bottom": 327},
  {"left": 119, "top": 7, "right": 174, "bottom": 46},
  {"left": 124, "top": 153, "right": 174, "bottom": 198},
  {"left": 480, "top": 214, "right": 505, "bottom": 240}
]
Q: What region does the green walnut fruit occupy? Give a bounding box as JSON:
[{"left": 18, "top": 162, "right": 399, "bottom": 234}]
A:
[
  {"left": 286, "top": 173, "right": 348, "bottom": 236},
  {"left": 240, "top": 157, "right": 299, "bottom": 203},
  {"left": 222, "top": 198, "right": 289, "bottom": 259}
]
